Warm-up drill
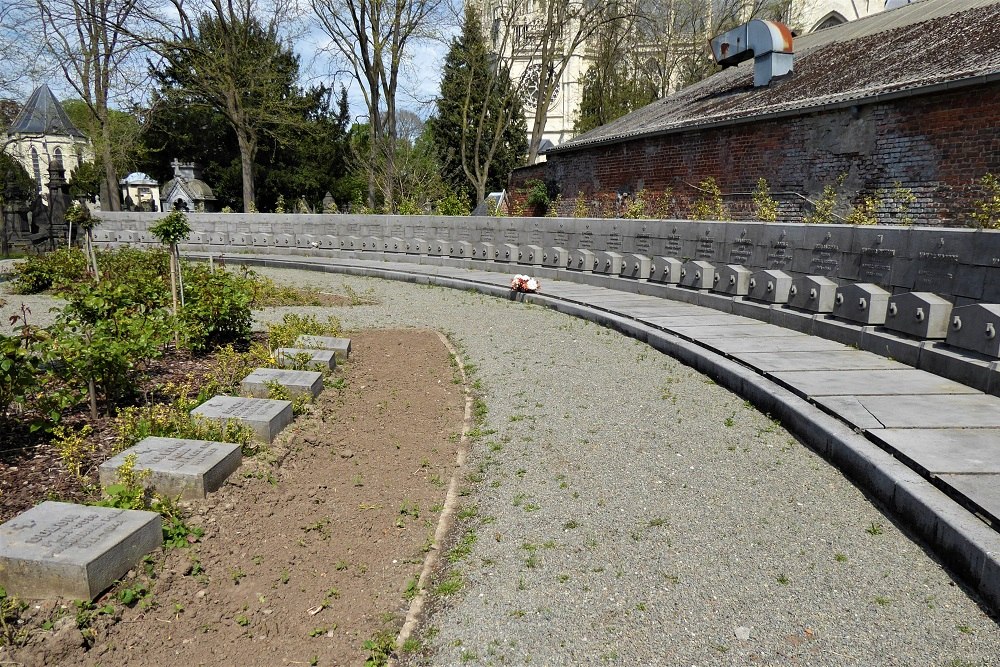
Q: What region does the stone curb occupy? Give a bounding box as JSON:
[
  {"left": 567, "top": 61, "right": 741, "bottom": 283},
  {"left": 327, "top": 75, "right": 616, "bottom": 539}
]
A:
[{"left": 185, "top": 252, "right": 1000, "bottom": 616}]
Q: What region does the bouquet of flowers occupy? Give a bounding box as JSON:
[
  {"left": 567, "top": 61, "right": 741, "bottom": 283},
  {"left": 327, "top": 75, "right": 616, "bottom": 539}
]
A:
[{"left": 510, "top": 274, "right": 540, "bottom": 293}]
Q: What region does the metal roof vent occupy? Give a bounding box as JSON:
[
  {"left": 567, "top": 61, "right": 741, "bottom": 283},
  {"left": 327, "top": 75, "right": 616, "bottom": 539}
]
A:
[{"left": 710, "top": 20, "right": 794, "bottom": 87}]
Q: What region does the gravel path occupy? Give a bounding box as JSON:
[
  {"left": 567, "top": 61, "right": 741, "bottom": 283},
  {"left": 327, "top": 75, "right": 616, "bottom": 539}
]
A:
[
  {"left": 0, "top": 274, "right": 66, "bottom": 333},
  {"left": 8, "top": 263, "right": 1000, "bottom": 665}
]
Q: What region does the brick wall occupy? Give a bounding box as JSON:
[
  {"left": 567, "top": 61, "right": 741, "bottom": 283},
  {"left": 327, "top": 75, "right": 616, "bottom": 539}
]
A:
[{"left": 510, "top": 83, "right": 1000, "bottom": 227}]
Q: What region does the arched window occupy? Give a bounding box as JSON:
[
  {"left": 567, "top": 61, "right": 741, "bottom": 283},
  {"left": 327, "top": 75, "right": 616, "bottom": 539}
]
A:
[
  {"left": 30, "top": 147, "right": 41, "bottom": 191},
  {"left": 53, "top": 147, "right": 62, "bottom": 163},
  {"left": 812, "top": 11, "right": 847, "bottom": 32}
]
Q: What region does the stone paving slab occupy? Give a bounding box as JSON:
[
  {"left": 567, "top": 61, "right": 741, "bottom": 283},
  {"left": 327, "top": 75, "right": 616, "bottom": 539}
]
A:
[
  {"left": 703, "top": 335, "right": 851, "bottom": 354},
  {"left": 191, "top": 396, "right": 293, "bottom": 443},
  {"left": 99, "top": 437, "right": 243, "bottom": 500},
  {"left": 771, "top": 369, "right": 981, "bottom": 397},
  {"left": 0, "top": 501, "right": 162, "bottom": 600},
  {"left": 241, "top": 368, "right": 323, "bottom": 398},
  {"left": 645, "top": 314, "right": 759, "bottom": 327},
  {"left": 668, "top": 323, "right": 794, "bottom": 339},
  {"left": 937, "top": 474, "right": 1000, "bottom": 524},
  {"left": 870, "top": 429, "right": 1000, "bottom": 475},
  {"left": 732, "top": 350, "right": 908, "bottom": 372},
  {"left": 815, "top": 394, "right": 1000, "bottom": 429}
]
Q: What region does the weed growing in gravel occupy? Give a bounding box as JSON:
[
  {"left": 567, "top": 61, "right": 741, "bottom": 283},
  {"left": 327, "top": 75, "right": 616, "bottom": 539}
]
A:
[
  {"left": 435, "top": 571, "right": 464, "bottom": 596},
  {"left": 866, "top": 522, "right": 884, "bottom": 536},
  {"left": 448, "top": 530, "right": 478, "bottom": 563},
  {"left": 834, "top": 553, "right": 848, "bottom": 563},
  {"left": 776, "top": 574, "right": 790, "bottom": 585}
]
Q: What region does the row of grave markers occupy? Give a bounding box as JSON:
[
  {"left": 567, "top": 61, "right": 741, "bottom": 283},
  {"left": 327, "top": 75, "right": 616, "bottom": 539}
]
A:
[{"left": 0, "top": 336, "right": 351, "bottom": 601}]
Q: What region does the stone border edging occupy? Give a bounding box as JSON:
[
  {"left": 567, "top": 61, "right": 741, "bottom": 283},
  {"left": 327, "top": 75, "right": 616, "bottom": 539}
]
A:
[
  {"left": 391, "top": 331, "right": 475, "bottom": 662},
  {"left": 186, "top": 252, "right": 1000, "bottom": 618}
]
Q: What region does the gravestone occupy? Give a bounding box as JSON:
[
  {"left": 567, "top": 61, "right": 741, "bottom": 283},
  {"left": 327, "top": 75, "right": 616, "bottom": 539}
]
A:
[
  {"left": 788, "top": 275, "right": 838, "bottom": 313},
  {"left": 713, "top": 264, "right": 753, "bottom": 296},
  {"left": 241, "top": 368, "right": 323, "bottom": 399},
  {"left": 650, "top": 256, "right": 683, "bottom": 284},
  {"left": 295, "top": 335, "right": 352, "bottom": 360},
  {"left": 594, "top": 250, "right": 624, "bottom": 276},
  {"left": 191, "top": 396, "right": 293, "bottom": 443},
  {"left": 276, "top": 347, "right": 336, "bottom": 370},
  {"left": 747, "top": 269, "right": 793, "bottom": 303},
  {"left": 519, "top": 245, "right": 543, "bottom": 266},
  {"left": 679, "top": 260, "right": 715, "bottom": 290},
  {"left": 475, "top": 241, "right": 496, "bottom": 260},
  {"left": 946, "top": 304, "right": 1000, "bottom": 358},
  {"left": 884, "top": 292, "right": 953, "bottom": 340},
  {"left": 621, "top": 254, "right": 651, "bottom": 280},
  {"left": 543, "top": 247, "right": 570, "bottom": 269},
  {"left": 0, "top": 501, "right": 162, "bottom": 600},
  {"left": 832, "top": 283, "right": 890, "bottom": 325},
  {"left": 99, "top": 437, "right": 242, "bottom": 500},
  {"left": 570, "top": 249, "right": 597, "bottom": 272}
]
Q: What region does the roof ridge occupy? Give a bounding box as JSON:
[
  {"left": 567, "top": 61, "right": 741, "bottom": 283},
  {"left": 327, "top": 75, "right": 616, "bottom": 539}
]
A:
[{"left": 6, "top": 84, "right": 87, "bottom": 139}]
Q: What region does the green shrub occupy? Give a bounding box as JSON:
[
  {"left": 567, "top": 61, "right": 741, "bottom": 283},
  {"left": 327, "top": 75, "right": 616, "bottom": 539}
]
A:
[
  {"left": 525, "top": 179, "right": 550, "bottom": 213},
  {"left": 149, "top": 210, "right": 191, "bottom": 245},
  {"left": 114, "top": 401, "right": 256, "bottom": 453},
  {"left": 0, "top": 334, "right": 41, "bottom": 420},
  {"left": 752, "top": 178, "right": 779, "bottom": 222},
  {"left": 268, "top": 313, "right": 342, "bottom": 350},
  {"left": 11, "top": 247, "right": 88, "bottom": 294},
  {"left": 436, "top": 192, "right": 470, "bottom": 216},
  {"left": 691, "top": 177, "right": 727, "bottom": 220},
  {"left": 970, "top": 173, "right": 1000, "bottom": 229},
  {"left": 50, "top": 280, "right": 173, "bottom": 413},
  {"left": 804, "top": 173, "right": 847, "bottom": 224},
  {"left": 180, "top": 264, "right": 253, "bottom": 353}
]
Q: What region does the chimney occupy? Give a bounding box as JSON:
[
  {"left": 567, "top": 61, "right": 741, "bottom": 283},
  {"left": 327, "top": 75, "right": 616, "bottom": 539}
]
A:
[{"left": 710, "top": 20, "right": 794, "bottom": 87}]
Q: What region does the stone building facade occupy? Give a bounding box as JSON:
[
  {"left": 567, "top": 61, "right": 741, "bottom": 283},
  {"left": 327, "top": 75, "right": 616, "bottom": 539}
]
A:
[
  {"left": 3, "top": 84, "right": 92, "bottom": 199},
  {"left": 510, "top": 0, "right": 1000, "bottom": 226},
  {"left": 481, "top": 0, "right": 884, "bottom": 160}
]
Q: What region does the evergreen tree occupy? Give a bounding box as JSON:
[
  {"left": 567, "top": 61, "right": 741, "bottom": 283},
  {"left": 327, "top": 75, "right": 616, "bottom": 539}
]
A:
[{"left": 429, "top": 4, "right": 526, "bottom": 206}]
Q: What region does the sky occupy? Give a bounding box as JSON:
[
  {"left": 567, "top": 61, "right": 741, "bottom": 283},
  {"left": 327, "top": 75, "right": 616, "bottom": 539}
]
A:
[{"left": 2, "top": 4, "right": 456, "bottom": 125}]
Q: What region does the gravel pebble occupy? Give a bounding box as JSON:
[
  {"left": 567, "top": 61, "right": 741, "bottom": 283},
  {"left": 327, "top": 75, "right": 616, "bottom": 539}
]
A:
[{"left": 249, "top": 267, "right": 1000, "bottom": 667}]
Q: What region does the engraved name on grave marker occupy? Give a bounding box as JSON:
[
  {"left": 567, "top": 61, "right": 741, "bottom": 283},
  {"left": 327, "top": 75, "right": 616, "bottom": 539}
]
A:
[
  {"left": 0, "top": 501, "right": 162, "bottom": 600},
  {"left": 99, "top": 437, "right": 242, "bottom": 499}
]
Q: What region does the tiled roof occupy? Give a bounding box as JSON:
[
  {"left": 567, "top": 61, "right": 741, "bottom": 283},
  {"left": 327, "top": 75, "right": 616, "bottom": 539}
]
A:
[
  {"left": 6, "top": 84, "right": 87, "bottom": 138},
  {"left": 551, "top": 0, "right": 1000, "bottom": 154}
]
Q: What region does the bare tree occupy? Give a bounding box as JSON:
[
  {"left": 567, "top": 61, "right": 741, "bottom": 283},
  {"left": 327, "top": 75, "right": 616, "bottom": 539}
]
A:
[
  {"left": 30, "top": 0, "right": 151, "bottom": 211},
  {"left": 0, "top": 3, "right": 45, "bottom": 100},
  {"left": 310, "top": 0, "right": 448, "bottom": 210}
]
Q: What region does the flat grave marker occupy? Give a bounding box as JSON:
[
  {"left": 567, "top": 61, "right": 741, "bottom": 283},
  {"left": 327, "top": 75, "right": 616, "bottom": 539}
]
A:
[
  {"left": 241, "top": 368, "right": 323, "bottom": 399},
  {"left": 191, "top": 395, "right": 293, "bottom": 443},
  {"left": 295, "top": 335, "right": 352, "bottom": 360},
  {"left": 99, "top": 437, "right": 242, "bottom": 500},
  {"left": 0, "top": 501, "right": 162, "bottom": 600},
  {"left": 276, "top": 347, "right": 336, "bottom": 370}
]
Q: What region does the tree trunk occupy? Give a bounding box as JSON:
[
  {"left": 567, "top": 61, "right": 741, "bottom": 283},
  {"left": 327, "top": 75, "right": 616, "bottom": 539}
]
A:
[
  {"left": 168, "top": 247, "right": 179, "bottom": 348},
  {"left": 527, "top": 99, "right": 548, "bottom": 165},
  {"left": 88, "top": 377, "right": 98, "bottom": 420},
  {"left": 100, "top": 122, "right": 121, "bottom": 211},
  {"left": 235, "top": 126, "right": 257, "bottom": 212}
]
